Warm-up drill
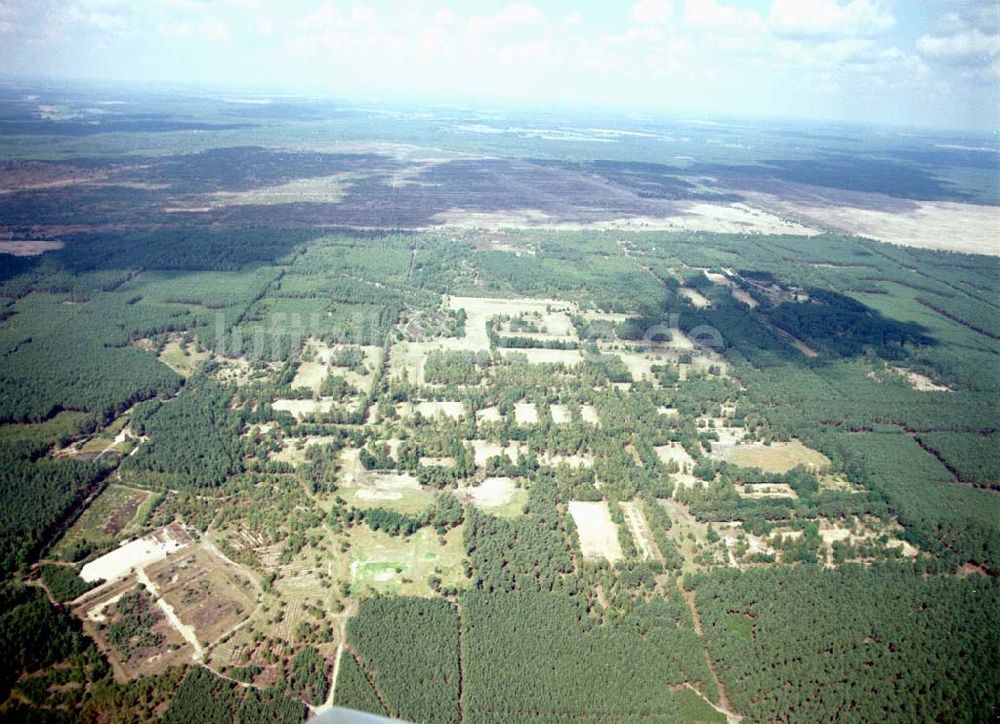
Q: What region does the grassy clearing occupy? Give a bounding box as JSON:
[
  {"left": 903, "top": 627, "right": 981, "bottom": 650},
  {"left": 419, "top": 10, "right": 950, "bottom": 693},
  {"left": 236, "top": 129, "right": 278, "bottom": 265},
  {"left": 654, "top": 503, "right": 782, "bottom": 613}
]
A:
[
  {"left": 159, "top": 338, "right": 211, "bottom": 378},
  {"left": 347, "top": 526, "right": 467, "bottom": 596},
  {"left": 455, "top": 477, "right": 527, "bottom": 517},
  {"left": 338, "top": 472, "right": 434, "bottom": 514},
  {"left": 291, "top": 360, "right": 328, "bottom": 392},
  {"left": 715, "top": 439, "right": 830, "bottom": 474}
]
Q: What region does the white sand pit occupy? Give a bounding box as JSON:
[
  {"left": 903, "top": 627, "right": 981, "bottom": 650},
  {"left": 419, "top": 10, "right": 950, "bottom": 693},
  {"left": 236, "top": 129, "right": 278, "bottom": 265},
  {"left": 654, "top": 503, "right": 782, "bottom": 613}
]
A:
[
  {"left": 80, "top": 525, "right": 191, "bottom": 584},
  {"left": 580, "top": 405, "right": 601, "bottom": 425},
  {"left": 354, "top": 473, "right": 421, "bottom": 502},
  {"left": 658, "top": 406, "right": 678, "bottom": 416},
  {"left": 550, "top": 404, "right": 571, "bottom": 424},
  {"left": 569, "top": 501, "right": 623, "bottom": 563},
  {"left": 514, "top": 402, "right": 539, "bottom": 425}
]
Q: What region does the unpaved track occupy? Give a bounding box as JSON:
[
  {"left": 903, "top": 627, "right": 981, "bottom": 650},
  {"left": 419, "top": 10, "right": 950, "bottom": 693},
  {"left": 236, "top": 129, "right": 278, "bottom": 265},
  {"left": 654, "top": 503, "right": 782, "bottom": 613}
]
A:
[
  {"left": 678, "top": 578, "right": 740, "bottom": 720},
  {"left": 136, "top": 566, "right": 204, "bottom": 660}
]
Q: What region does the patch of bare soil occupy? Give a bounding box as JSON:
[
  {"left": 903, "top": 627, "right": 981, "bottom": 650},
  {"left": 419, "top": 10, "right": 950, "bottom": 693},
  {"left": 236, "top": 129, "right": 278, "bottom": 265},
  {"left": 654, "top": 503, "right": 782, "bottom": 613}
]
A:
[
  {"left": 0, "top": 240, "right": 64, "bottom": 256},
  {"left": 746, "top": 188, "right": 1000, "bottom": 256}
]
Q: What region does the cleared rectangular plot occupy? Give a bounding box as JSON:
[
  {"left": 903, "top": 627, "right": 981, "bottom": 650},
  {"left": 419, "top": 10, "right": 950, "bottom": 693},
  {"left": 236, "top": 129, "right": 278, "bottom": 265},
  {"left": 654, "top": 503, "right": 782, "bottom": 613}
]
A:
[
  {"left": 550, "top": 404, "right": 571, "bottom": 424},
  {"left": 499, "top": 347, "right": 584, "bottom": 365},
  {"left": 568, "top": 501, "right": 623, "bottom": 563},
  {"left": 514, "top": 402, "right": 538, "bottom": 424},
  {"left": 621, "top": 501, "right": 660, "bottom": 561},
  {"left": 80, "top": 524, "right": 191, "bottom": 584}
]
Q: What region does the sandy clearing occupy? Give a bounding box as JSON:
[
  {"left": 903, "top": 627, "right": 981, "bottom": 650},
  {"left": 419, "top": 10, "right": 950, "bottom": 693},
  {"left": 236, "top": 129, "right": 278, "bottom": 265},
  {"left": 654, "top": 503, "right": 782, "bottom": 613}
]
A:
[
  {"left": 568, "top": 501, "right": 624, "bottom": 563},
  {"left": 656, "top": 443, "right": 695, "bottom": 470},
  {"left": 679, "top": 287, "right": 711, "bottom": 308},
  {"left": 747, "top": 191, "right": 1000, "bottom": 256},
  {"left": 80, "top": 525, "right": 190, "bottom": 584},
  {"left": 273, "top": 435, "right": 337, "bottom": 465},
  {"left": 420, "top": 456, "right": 455, "bottom": 467},
  {"left": 471, "top": 440, "right": 525, "bottom": 466},
  {"left": 580, "top": 405, "right": 601, "bottom": 425},
  {"left": 353, "top": 473, "right": 421, "bottom": 502},
  {"left": 447, "top": 295, "right": 579, "bottom": 350},
  {"left": 550, "top": 404, "right": 571, "bottom": 423},
  {"left": 0, "top": 240, "right": 64, "bottom": 256},
  {"left": 737, "top": 483, "right": 798, "bottom": 499},
  {"left": 731, "top": 287, "right": 758, "bottom": 308},
  {"left": 291, "top": 360, "right": 328, "bottom": 392},
  {"left": 272, "top": 398, "right": 335, "bottom": 419},
  {"left": 431, "top": 202, "right": 817, "bottom": 236},
  {"left": 621, "top": 501, "right": 659, "bottom": 561},
  {"left": 456, "top": 477, "right": 518, "bottom": 509},
  {"left": 500, "top": 347, "right": 584, "bottom": 365},
  {"left": 412, "top": 400, "right": 466, "bottom": 419},
  {"left": 658, "top": 406, "right": 679, "bottom": 416},
  {"left": 889, "top": 366, "right": 951, "bottom": 392},
  {"left": 476, "top": 406, "right": 503, "bottom": 423},
  {"left": 86, "top": 591, "right": 126, "bottom": 624},
  {"left": 540, "top": 452, "right": 595, "bottom": 468},
  {"left": 514, "top": 402, "right": 539, "bottom": 424}
]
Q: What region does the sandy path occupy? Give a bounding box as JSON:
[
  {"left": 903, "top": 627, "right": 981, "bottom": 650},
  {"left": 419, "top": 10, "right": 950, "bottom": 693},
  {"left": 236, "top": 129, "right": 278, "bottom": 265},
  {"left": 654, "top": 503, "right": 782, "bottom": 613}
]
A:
[{"left": 136, "top": 566, "right": 204, "bottom": 660}]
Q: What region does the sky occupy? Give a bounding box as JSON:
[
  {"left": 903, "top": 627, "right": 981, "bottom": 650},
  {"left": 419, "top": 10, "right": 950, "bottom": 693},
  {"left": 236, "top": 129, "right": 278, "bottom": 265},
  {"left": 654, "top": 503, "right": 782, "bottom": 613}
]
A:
[{"left": 0, "top": 0, "right": 997, "bottom": 131}]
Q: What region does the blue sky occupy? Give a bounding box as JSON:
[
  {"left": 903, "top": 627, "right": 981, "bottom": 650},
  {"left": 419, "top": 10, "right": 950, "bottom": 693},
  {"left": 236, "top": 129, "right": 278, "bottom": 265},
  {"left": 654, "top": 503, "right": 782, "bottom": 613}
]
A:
[{"left": 0, "top": 0, "right": 997, "bottom": 131}]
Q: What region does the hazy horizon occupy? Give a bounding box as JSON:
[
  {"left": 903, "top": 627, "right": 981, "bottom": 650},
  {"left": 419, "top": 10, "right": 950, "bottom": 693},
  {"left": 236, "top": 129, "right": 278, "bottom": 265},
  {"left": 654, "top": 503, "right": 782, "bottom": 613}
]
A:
[{"left": 0, "top": 0, "right": 997, "bottom": 133}]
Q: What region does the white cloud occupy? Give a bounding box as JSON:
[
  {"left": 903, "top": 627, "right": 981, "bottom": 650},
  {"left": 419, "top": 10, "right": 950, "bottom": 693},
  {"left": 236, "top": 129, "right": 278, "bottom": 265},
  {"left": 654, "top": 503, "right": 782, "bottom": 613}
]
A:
[
  {"left": 917, "top": 28, "right": 1000, "bottom": 64},
  {"left": 684, "top": 0, "right": 764, "bottom": 32},
  {"left": 495, "top": 3, "right": 543, "bottom": 27},
  {"left": 769, "top": 0, "right": 895, "bottom": 39},
  {"left": 160, "top": 17, "right": 230, "bottom": 41},
  {"left": 630, "top": 0, "right": 673, "bottom": 26}
]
